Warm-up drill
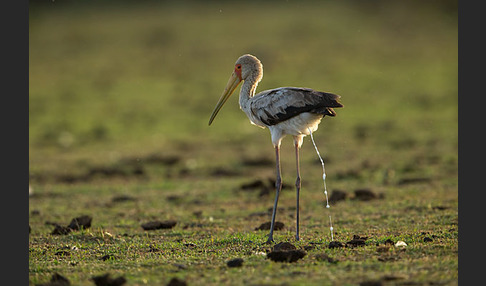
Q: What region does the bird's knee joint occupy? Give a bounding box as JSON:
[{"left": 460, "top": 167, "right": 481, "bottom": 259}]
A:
[{"left": 295, "top": 176, "right": 301, "bottom": 188}]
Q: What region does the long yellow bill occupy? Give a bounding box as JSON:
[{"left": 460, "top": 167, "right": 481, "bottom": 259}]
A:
[{"left": 208, "top": 71, "right": 242, "bottom": 125}]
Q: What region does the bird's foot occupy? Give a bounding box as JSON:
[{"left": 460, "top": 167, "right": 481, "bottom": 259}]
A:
[{"left": 265, "top": 236, "right": 274, "bottom": 244}]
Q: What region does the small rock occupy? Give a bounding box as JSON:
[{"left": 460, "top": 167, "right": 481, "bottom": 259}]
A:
[
  {"left": 227, "top": 258, "right": 244, "bottom": 267},
  {"left": 395, "top": 241, "right": 407, "bottom": 247},
  {"left": 252, "top": 251, "right": 267, "bottom": 256}
]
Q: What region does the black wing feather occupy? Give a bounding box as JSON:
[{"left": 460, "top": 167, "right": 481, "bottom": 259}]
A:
[{"left": 251, "top": 87, "right": 343, "bottom": 126}]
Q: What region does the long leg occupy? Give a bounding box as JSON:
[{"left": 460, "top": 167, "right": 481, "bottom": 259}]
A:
[
  {"left": 295, "top": 142, "right": 301, "bottom": 241},
  {"left": 267, "top": 145, "right": 282, "bottom": 244}
]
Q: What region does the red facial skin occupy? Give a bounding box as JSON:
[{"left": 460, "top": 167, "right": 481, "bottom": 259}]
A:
[{"left": 235, "top": 64, "right": 242, "bottom": 80}]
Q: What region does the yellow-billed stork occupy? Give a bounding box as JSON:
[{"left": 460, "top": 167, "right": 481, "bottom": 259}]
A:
[{"left": 209, "top": 54, "right": 343, "bottom": 243}]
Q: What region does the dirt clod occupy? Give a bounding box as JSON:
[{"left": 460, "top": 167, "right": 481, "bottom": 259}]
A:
[
  {"left": 50, "top": 215, "right": 93, "bottom": 235},
  {"left": 36, "top": 272, "right": 70, "bottom": 286},
  {"left": 167, "top": 277, "right": 187, "bottom": 286},
  {"left": 141, "top": 220, "right": 177, "bottom": 230},
  {"left": 328, "top": 241, "right": 344, "bottom": 249},
  {"left": 397, "top": 177, "right": 431, "bottom": 185},
  {"left": 67, "top": 215, "right": 92, "bottom": 230},
  {"left": 51, "top": 225, "right": 72, "bottom": 235},
  {"left": 255, "top": 221, "right": 284, "bottom": 231},
  {"left": 111, "top": 195, "right": 137, "bottom": 203},
  {"left": 346, "top": 235, "right": 368, "bottom": 247},
  {"left": 347, "top": 238, "right": 367, "bottom": 247},
  {"left": 240, "top": 179, "right": 266, "bottom": 190},
  {"left": 329, "top": 189, "right": 348, "bottom": 203},
  {"left": 239, "top": 178, "right": 287, "bottom": 197},
  {"left": 267, "top": 249, "right": 306, "bottom": 263},
  {"left": 91, "top": 273, "right": 127, "bottom": 286},
  {"left": 432, "top": 205, "right": 449, "bottom": 210},
  {"left": 384, "top": 238, "right": 395, "bottom": 245},
  {"left": 272, "top": 242, "right": 296, "bottom": 251},
  {"left": 227, "top": 258, "right": 244, "bottom": 267},
  {"left": 353, "top": 189, "right": 378, "bottom": 201}
]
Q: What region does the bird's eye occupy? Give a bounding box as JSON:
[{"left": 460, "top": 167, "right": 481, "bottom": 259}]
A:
[{"left": 236, "top": 65, "right": 241, "bottom": 69}]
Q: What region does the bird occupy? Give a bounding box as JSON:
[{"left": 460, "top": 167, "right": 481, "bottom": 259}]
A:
[{"left": 208, "top": 54, "right": 343, "bottom": 243}]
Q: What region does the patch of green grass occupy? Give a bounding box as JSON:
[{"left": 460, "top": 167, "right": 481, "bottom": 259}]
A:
[{"left": 29, "top": 1, "right": 457, "bottom": 285}]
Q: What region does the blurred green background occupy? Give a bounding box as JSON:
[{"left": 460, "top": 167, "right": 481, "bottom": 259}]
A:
[{"left": 29, "top": 0, "right": 457, "bottom": 183}]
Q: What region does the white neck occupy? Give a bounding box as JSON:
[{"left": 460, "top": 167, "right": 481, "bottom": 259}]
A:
[{"left": 239, "top": 76, "right": 259, "bottom": 111}]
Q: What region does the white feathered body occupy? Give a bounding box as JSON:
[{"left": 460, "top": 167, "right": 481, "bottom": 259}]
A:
[{"left": 239, "top": 84, "right": 342, "bottom": 147}]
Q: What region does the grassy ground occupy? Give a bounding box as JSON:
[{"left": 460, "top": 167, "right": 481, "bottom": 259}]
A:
[{"left": 29, "top": 1, "right": 457, "bottom": 285}]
